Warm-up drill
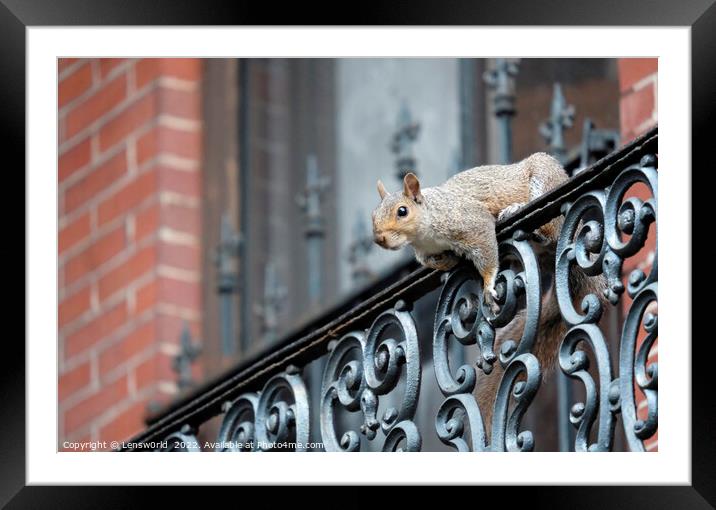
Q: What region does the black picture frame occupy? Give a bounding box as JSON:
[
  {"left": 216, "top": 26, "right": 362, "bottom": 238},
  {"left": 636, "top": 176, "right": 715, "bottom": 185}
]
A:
[{"left": 7, "top": 0, "right": 710, "bottom": 504}]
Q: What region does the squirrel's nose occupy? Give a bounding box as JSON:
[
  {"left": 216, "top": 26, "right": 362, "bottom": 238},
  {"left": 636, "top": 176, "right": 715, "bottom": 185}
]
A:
[{"left": 374, "top": 233, "right": 386, "bottom": 247}]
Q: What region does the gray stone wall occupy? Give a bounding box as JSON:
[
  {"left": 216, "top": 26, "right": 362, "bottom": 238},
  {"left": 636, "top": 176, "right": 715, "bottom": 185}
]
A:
[{"left": 335, "top": 59, "right": 461, "bottom": 294}]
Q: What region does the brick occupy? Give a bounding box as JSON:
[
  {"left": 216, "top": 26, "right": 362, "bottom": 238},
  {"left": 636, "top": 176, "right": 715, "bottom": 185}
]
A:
[
  {"left": 97, "top": 170, "right": 158, "bottom": 227},
  {"left": 623, "top": 235, "right": 656, "bottom": 275},
  {"left": 65, "top": 74, "right": 127, "bottom": 139},
  {"left": 58, "top": 360, "right": 91, "bottom": 400},
  {"left": 98, "top": 244, "right": 157, "bottom": 301},
  {"left": 162, "top": 203, "right": 200, "bottom": 236},
  {"left": 98, "top": 93, "right": 156, "bottom": 152},
  {"left": 137, "top": 125, "right": 201, "bottom": 163},
  {"left": 159, "top": 59, "right": 202, "bottom": 81},
  {"left": 58, "top": 58, "right": 79, "bottom": 74},
  {"left": 134, "top": 356, "right": 156, "bottom": 391},
  {"left": 618, "top": 59, "right": 658, "bottom": 92},
  {"left": 159, "top": 242, "right": 200, "bottom": 271},
  {"left": 66, "top": 303, "right": 128, "bottom": 359},
  {"left": 156, "top": 314, "right": 199, "bottom": 345},
  {"left": 58, "top": 57, "right": 206, "bottom": 447},
  {"left": 134, "top": 278, "right": 157, "bottom": 316},
  {"left": 620, "top": 84, "right": 655, "bottom": 137},
  {"left": 64, "top": 150, "right": 128, "bottom": 214},
  {"left": 156, "top": 125, "right": 201, "bottom": 160},
  {"left": 58, "top": 137, "right": 91, "bottom": 182},
  {"left": 64, "top": 225, "right": 126, "bottom": 285},
  {"left": 134, "top": 202, "right": 160, "bottom": 242},
  {"left": 59, "top": 211, "right": 91, "bottom": 254},
  {"left": 98, "top": 399, "right": 149, "bottom": 442},
  {"left": 59, "top": 115, "right": 66, "bottom": 144},
  {"left": 136, "top": 58, "right": 201, "bottom": 89},
  {"left": 134, "top": 60, "right": 160, "bottom": 90},
  {"left": 158, "top": 277, "right": 200, "bottom": 311},
  {"left": 137, "top": 351, "right": 175, "bottom": 386},
  {"left": 58, "top": 286, "right": 91, "bottom": 328},
  {"left": 59, "top": 62, "right": 93, "bottom": 108},
  {"left": 99, "top": 58, "right": 127, "bottom": 79},
  {"left": 157, "top": 86, "right": 201, "bottom": 120},
  {"left": 157, "top": 166, "right": 200, "bottom": 198},
  {"left": 99, "top": 319, "right": 156, "bottom": 376},
  {"left": 636, "top": 398, "right": 652, "bottom": 422},
  {"left": 136, "top": 127, "right": 157, "bottom": 166},
  {"left": 64, "top": 375, "right": 129, "bottom": 432}
]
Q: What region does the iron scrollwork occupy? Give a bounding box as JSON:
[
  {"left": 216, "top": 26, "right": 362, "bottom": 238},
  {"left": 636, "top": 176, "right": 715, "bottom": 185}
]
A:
[
  {"left": 255, "top": 371, "right": 310, "bottom": 451},
  {"left": 433, "top": 154, "right": 657, "bottom": 453},
  {"left": 213, "top": 369, "right": 309, "bottom": 452},
  {"left": 558, "top": 324, "right": 615, "bottom": 451},
  {"left": 618, "top": 282, "right": 658, "bottom": 451},
  {"left": 216, "top": 393, "right": 259, "bottom": 451},
  {"left": 555, "top": 154, "right": 658, "bottom": 452},
  {"left": 146, "top": 147, "right": 658, "bottom": 454},
  {"left": 433, "top": 234, "right": 544, "bottom": 451},
  {"left": 320, "top": 302, "right": 422, "bottom": 451}
]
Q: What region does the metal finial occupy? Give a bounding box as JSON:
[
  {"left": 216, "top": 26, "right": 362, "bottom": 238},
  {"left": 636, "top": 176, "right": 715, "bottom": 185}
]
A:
[
  {"left": 215, "top": 214, "right": 241, "bottom": 293},
  {"left": 296, "top": 154, "right": 330, "bottom": 238},
  {"left": 254, "top": 261, "right": 287, "bottom": 345},
  {"left": 483, "top": 58, "right": 519, "bottom": 115},
  {"left": 575, "top": 118, "right": 620, "bottom": 174},
  {"left": 539, "top": 83, "right": 575, "bottom": 164},
  {"left": 214, "top": 213, "right": 241, "bottom": 356},
  {"left": 347, "top": 211, "right": 375, "bottom": 285},
  {"left": 483, "top": 58, "right": 520, "bottom": 163},
  {"left": 390, "top": 101, "right": 421, "bottom": 181},
  {"left": 296, "top": 154, "right": 330, "bottom": 307},
  {"left": 172, "top": 322, "right": 201, "bottom": 391}
]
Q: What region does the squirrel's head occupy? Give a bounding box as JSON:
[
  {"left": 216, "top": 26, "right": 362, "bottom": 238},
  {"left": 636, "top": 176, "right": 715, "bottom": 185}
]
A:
[{"left": 371, "top": 172, "right": 424, "bottom": 250}]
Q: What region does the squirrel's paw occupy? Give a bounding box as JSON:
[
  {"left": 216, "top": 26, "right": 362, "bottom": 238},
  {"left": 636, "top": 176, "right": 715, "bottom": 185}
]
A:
[
  {"left": 424, "top": 252, "right": 460, "bottom": 271},
  {"left": 497, "top": 203, "right": 526, "bottom": 222},
  {"left": 483, "top": 286, "right": 501, "bottom": 315}
]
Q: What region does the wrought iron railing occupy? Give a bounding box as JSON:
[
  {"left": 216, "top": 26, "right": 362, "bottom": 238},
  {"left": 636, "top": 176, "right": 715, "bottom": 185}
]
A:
[{"left": 124, "top": 127, "right": 657, "bottom": 452}]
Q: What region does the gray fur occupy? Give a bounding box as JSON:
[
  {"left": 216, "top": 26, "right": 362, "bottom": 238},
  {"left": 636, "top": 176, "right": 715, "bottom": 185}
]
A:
[{"left": 372, "top": 152, "right": 568, "bottom": 311}]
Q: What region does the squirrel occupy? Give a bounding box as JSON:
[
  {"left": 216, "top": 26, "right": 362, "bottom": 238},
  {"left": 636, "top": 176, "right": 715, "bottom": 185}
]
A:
[{"left": 371, "top": 152, "right": 606, "bottom": 427}]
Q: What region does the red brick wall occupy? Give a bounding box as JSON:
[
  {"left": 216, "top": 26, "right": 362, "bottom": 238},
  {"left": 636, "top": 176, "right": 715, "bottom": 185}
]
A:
[
  {"left": 58, "top": 59, "right": 203, "bottom": 448},
  {"left": 618, "top": 58, "right": 658, "bottom": 451},
  {"left": 619, "top": 59, "right": 657, "bottom": 141}
]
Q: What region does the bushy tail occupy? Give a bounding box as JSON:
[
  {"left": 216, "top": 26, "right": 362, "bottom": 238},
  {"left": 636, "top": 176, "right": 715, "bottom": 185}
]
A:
[{"left": 475, "top": 264, "right": 607, "bottom": 430}]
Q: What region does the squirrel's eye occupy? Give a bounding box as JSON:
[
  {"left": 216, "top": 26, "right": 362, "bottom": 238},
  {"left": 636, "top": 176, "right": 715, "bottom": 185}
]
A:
[{"left": 397, "top": 206, "right": 408, "bottom": 217}]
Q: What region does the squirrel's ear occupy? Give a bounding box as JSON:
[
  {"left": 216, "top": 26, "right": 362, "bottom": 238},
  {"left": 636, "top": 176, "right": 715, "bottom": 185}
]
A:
[
  {"left": 377, "top": 179, "right": 388, "bottom": 200},
  {"left": 403, "top": 172, "right": 423, "bottom": 203}
]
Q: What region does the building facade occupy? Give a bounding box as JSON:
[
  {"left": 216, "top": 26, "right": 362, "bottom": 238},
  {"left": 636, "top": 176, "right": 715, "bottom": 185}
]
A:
[{"left": 58, "top": 57, "right": 657, "bottom": 451}]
